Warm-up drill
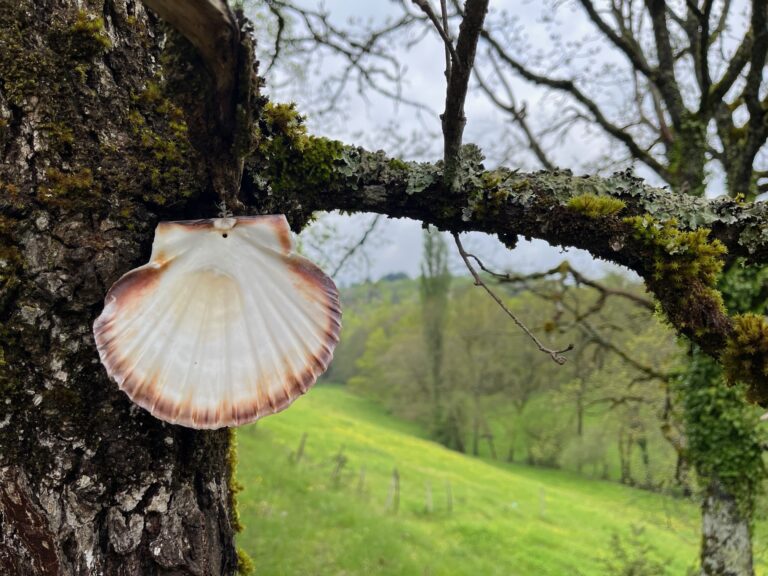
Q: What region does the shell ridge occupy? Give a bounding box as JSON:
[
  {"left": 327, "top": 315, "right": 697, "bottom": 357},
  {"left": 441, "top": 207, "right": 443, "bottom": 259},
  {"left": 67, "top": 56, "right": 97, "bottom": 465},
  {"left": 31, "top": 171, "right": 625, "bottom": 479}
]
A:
[
  {"left": 145, "top": 272, "right": 203, "bottom": 422},
  {"left": 94, "top": 259, "right": 199, "bottom": 354},
  {"left": 177, "top": 279, "right": 215, "bottom": 427},
  {"left": 229, "top": 289, "right": 261, "bottom": 426},
  {"left": 233, "top": 245, "right": 284, "bottom": 412},
  {"left": 183, "top": 280, "right": 211, "bottom": 426},
  {"left": 105, "top": 277, "right": 196, "bottom": 400},
  {"left": 246, "top": 255, "right": 338, "bottom": 398},
  {"left": 254, "top": 261, "right": 328, "bottom": 356},
  {"left": 255, "top": 250, "right": 341, "bottom": 385},
  {"left": 245, "top": 250, "right": 335, "bottom": 386},
  {"left": 254, "top": 250, "right": 338, "bottom": 349},
  {"left": 238, "top": 265, "right": 290, "bottom": 412}
]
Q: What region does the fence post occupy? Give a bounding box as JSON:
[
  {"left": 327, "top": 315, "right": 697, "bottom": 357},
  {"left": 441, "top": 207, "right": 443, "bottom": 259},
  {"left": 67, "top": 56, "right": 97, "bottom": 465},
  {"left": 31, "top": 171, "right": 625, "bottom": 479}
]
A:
[
  {"left": 291, "top": 432, "right": 308, "bottom": 464},
  {"left": 386, "top": 468, "right": 400, "bottom": 514},
  {"left": 330, "top": 445, "right": 346, "bottom": 488},
  {"left": 357, "top": 465, "right": 367, "bottom": 495},
  {"left": 446, "top": 480, "right": 453, "bottom": 514}
]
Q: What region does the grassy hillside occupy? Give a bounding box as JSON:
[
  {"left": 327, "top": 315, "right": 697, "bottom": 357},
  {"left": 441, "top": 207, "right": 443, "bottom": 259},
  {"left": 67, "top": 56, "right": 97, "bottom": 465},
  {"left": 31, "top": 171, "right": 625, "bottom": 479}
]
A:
[{"left": 235, "top": 385, "right": 766, "bottom": 575}]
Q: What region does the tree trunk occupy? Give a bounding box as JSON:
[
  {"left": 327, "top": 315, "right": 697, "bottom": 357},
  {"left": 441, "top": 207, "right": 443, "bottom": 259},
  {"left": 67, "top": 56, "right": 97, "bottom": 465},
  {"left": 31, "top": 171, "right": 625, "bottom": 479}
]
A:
[
  {"left": 0, "top": 0, "right": 246, "bottom": 573},
  {"left": 700, "top": 480, "right": 754, "bottom": 576}
]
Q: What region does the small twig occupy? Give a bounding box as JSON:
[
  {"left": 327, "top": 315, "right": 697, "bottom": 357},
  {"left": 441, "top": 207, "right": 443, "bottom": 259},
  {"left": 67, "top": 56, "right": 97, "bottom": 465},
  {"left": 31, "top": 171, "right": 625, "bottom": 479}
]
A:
[
  {"left": 440, "top": 0, "right": 452, "bottom": 83},
  {"left": 412, "top": 0, "right": 459, "bottom": 68},
  {"left": 265, "top": 0, "right": 287, "bottom": 73},
  {"left": 453, "top": 233, "right": 573, "bottom": 364},
  {"left": 331, "top": 214, "right": 382, "bottom": 277}
]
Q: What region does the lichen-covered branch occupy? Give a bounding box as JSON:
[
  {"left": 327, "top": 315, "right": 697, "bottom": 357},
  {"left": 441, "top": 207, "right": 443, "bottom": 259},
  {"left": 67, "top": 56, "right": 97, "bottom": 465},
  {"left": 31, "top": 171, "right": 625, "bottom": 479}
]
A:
[{"left": 246, "top": 113, "right": 768, "bottom": 403}]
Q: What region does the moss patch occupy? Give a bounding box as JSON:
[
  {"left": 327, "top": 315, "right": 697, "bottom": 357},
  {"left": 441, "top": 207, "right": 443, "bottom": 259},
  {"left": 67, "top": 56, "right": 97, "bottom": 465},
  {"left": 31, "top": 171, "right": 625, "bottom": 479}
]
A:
[
  {"left": 250, "top": 102, "right": 346, "bottom": 226},
  {"left": 625, "top": 215, "right": 726, "bottom": 307},
  {"left": 567, "top": 193, "right": 625, "bottom": 218},
  {"left": 722, "top": 313, "right": 768, "bottom": 404},
  {"left": 37, "top": 167, "right": 101, "bottom": 210},
  {"left": 123, "top": 81, "right": 199, "bottom": 206}
]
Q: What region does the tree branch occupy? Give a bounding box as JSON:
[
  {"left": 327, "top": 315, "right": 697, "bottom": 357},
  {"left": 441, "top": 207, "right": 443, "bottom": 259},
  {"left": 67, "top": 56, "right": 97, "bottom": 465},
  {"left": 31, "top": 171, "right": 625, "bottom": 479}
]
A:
[
  {"left": 453, "top": 234, "right": 573, "bottom": 364},
  {"left": 645, "top": 0, "right": 687, "bottom": 126},
  {"left": 480, "top": 32, "right": 670, "bottom": 180},
  {"left": 441, "top": 0, "right": 489, "bottom": 191},
  {"left": 248, "top": 132, "right": 768, "bottom": 405},
  {"left": 412, "top": 0, "right": 459, "bottom": 68}
]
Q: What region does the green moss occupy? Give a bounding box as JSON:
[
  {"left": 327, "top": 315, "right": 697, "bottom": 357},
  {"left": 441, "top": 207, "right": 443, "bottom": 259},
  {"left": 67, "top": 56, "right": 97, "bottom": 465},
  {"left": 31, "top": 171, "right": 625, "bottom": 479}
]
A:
[
  {"left": 124, "top": 82, "right": 197, "bottom": 205},
  {"left": 67, "top": 10, "right": 112, "bottom": 59},
  {"left": 625, "top": 215, "right": 725, "bottom": 300},
  {"left": 388, "top": 158, "right": 409, "bottom": 171},
  {"left": 40, "top": 122, "right": 75, "bottom": 150},
  {"left": 722, "top": 313, "right": 768, "bottom": 404},
  {"left": 236, "top": 548, "right": 255, "bottom": 576},
  {"left": 567, "top": 193, "right": 625, "bottom": 218},
  {"left": 257, "top": 102, "right": 345, "bottom": 198},
  {"left": 37, "top": 167, "right": 101, "bottom": 210},
  {"left": 0, "top": 6, "right": 51, "bottom": 105},
  {"left": 227, "top": 428, "right": 244, "bottom": 533}
]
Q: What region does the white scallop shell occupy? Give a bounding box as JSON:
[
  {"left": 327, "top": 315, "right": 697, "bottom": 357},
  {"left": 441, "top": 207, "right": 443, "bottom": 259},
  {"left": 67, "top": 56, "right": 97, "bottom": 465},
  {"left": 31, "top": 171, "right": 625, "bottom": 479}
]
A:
[{"left": 93, "top": 215, "right": 341, "bottom": 429}]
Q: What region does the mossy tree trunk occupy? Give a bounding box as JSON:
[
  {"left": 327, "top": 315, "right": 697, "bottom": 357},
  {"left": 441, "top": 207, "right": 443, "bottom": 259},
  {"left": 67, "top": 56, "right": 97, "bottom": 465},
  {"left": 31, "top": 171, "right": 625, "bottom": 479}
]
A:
[{"left": 0, "top": 1, "right": 246, "bottom": 573}]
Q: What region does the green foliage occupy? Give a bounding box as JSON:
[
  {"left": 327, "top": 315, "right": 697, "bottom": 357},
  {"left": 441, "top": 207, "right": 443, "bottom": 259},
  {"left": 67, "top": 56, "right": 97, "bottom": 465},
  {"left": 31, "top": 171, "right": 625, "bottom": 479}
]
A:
[
  {"left": 420, "top": 228, "right": 453, "bottom": 441},
  {"left": 343, "top": 275, "right": 679, "bottom": 485},
  {"left": 676, "top": 349, "right": 765, "bottom": 513},
  {"left": 602, "top": 525, "right": 673, "bottom": 576},
  {"left": 567, "top": 193, "right": 626, "bottom": 218}
]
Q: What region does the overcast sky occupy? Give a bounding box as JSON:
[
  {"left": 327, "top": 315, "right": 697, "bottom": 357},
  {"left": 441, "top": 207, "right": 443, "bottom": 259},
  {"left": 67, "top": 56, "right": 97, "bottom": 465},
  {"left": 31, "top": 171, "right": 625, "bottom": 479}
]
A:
[{"left": 247, "top": 0, "right": 737, "bottom": 285}]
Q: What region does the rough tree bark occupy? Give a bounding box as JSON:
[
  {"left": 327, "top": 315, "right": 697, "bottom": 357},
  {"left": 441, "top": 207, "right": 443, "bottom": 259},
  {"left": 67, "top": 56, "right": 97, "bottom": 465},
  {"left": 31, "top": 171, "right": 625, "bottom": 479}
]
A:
[
  {"left": 701, "top": 484, "right": 754, "bottom": 576},
  {"left": 2, "top": 0, "right": 768, "bottom": 575},
  {"left": 0, "top": 1, "right": 250, "bottom": 573}
]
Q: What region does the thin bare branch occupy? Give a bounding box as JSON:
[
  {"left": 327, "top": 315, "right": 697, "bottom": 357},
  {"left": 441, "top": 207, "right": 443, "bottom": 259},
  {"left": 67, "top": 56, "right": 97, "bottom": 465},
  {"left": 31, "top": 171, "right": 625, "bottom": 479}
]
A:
[
  {"left": 453, "top": 234, "right": 573, "bottom": 364},
  {"left": 331, "top": 215, "right": 382, "bottom": 277},
  {"left": 412, "top": 0, "right": 459, "bottom": 70}
]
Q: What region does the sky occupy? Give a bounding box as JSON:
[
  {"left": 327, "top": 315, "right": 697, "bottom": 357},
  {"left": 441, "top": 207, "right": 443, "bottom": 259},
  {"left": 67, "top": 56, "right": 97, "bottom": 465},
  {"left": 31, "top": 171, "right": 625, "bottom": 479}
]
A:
[{"left": 245, "top": 0, "right": 746, "bottom": 285}]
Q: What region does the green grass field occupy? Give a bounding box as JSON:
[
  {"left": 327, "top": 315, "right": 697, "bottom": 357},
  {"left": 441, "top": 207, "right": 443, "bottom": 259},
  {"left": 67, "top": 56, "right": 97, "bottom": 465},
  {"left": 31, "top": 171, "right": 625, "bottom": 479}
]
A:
[{"left": 235, "top": 385, "right": 767, "bottom": 575}]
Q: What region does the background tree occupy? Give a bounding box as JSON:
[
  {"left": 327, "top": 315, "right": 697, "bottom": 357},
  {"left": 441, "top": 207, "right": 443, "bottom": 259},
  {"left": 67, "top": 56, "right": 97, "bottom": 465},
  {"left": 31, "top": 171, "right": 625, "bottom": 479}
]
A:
[{"left": 420, "top": 227, "right": 454, "bottom": 444}]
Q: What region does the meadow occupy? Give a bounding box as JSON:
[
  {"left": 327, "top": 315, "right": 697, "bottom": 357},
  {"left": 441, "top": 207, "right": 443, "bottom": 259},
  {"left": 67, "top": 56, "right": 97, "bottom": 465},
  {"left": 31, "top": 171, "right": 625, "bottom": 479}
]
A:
[{"left": 235, "top": 385, "right": 768, "bottom": 575}]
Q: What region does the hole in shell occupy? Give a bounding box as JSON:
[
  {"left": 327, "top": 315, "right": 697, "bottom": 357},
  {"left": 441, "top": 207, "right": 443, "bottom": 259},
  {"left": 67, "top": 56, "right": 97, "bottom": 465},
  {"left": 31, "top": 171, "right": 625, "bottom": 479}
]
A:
[{"left": 222, "top": 233, "right": 228, "bottom": 238}]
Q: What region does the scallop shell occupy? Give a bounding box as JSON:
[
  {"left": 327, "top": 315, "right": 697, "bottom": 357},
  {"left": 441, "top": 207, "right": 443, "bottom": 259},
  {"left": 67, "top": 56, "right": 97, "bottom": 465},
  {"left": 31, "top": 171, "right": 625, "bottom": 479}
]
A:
[{"left": 93, "top": 215, "right": 341, "bottom": 429}]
